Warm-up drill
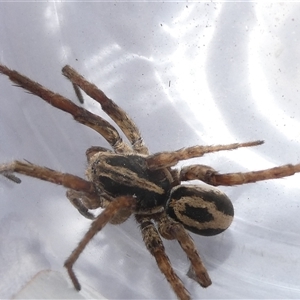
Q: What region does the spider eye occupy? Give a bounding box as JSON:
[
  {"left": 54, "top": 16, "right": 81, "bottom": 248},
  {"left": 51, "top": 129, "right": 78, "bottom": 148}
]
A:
[{"left": 166, "top": 185, "right": 234, "bottom": 236}]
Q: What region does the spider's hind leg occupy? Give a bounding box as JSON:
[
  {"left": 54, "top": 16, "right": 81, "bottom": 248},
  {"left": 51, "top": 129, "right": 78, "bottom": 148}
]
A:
[
  {"left": 155, "top": 212, "right": 212, "bottom": 288},
  {"left": 135, "top": 214, "right": 190, "bottom": 300},
  {"left": 180, "top": 163, "right": 300, "bottom": 186}
]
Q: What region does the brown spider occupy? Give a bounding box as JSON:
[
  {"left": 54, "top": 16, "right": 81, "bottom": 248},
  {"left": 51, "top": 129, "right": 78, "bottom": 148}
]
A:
[{"left": 1, "top": 63, "right": 300, "bottom": 300}]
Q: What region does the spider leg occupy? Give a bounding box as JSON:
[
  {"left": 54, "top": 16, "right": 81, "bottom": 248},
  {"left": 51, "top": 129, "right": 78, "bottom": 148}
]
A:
[
  {"left": 135, "top": 215, "right": 190, "bottom": 300},
  {"left": 146, "top": 140, "right": 263, "bottom": 169},
  {"left": 62, "top": 65, "right": 149, "bottom": 155},
  {"left": 2, "top": 172, "right": 21, "bottom": 183},
  {"left": 180, "top": 163, "right": 300, "bottom": 186},
  {"left": 155, "top": 212, "right": 212, "bottom": 288},
  {"left": 71, "top": 81, "right": 84, "bottom": 104},
  {"left": 64, "top": 196, "right": 136, "bottom": 291},
  {"left": 0, "top": 160, "right": 96, "bottom": 194},
  {"left": 66, "top": 190, "right": 100, "bottom": 220},
  {"left": 0, "top": 64, "right": 131, "bottom": 153},
  {"left": 85, "top": 146, "right": 113, "bottom": 162}
]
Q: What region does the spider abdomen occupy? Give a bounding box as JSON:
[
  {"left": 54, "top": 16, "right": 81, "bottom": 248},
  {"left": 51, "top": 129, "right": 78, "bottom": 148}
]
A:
[
  {"left": 166, "top": 185, "right": 234, "bottom": 236},
  {"left": 87, "top": 152, "right": 171, "bottom": 211}
]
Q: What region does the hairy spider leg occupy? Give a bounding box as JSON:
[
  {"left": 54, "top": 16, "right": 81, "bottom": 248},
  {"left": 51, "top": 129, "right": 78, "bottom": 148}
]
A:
[
  {"left": 146, "top": 140, "right": 264, "bottom": 169},
  {"left": 0, "top": 64, "right": 130, "bottom": 153},
  {"left": 135, "top": 214, "right": 190, "bottom": 300},
  {"left": 62, "top": 65, "right": 149, "bottom": 155},
  {"left": 66, "top": 190, "right": 100, "bottom": 220},
  {"left": 180, "top": 163, "right": 300, "bottom": 186},
  {"left": 0, "top": 160, "right": 96, "bottom": 194},
  {"left": 64, "top": 196, "right": 136, "bottom": 291},
  {"left": 155, "top": 212, "right": 212, "bottom": 288}
]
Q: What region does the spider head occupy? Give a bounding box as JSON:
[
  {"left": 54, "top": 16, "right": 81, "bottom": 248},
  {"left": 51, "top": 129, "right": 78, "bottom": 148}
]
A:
[{"left": 166, "top": 185, "right": 234, "bottom": 236}]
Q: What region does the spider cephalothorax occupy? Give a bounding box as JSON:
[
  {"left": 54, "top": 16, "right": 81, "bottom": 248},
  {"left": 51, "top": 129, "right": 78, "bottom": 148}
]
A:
[
  {"left": 1, "top": 64, "right": 299, "bottom": 300},
  {"left": 87, "top": 150, "right": 172, "bottom": 212}
]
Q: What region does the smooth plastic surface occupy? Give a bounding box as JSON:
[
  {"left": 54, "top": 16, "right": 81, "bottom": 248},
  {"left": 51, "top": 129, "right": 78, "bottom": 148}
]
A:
[
  {"left": 13, "top": 270, "right": 104, "bottom": 299},
  {"left": 1, "top": 3, "right": 300, "bottom": 299}
]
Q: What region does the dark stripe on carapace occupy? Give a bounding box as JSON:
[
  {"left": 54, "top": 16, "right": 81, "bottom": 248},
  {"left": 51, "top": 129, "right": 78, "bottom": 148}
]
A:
[
  {"left": 99, "top": 175, "right": 166, "bottom": 209},
  {"left": 96, "top": 154, "right": 171, "bottom": 210},
  {"left": 105, "top": 155, "right": 148, "bottom": 179}
]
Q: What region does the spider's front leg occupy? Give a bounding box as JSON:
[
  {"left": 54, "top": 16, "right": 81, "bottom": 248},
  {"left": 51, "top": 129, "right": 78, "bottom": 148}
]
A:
[
  {"left": 135, "top": 215, "right": 190, "bottom": 300},
  {"left": 0, "top": 64, "right": 131, "bottom": 154},
  {"left": 180, "top": 163, "right": 300, "bottom": 186},
  {"left": 155, "top": 212, "right": 212, "bottom": 288}
]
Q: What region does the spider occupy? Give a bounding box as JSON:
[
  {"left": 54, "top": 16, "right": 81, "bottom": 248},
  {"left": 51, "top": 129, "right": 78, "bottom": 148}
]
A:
[{"left": 1, "top": 63, "right": 300, "bottom": 300}]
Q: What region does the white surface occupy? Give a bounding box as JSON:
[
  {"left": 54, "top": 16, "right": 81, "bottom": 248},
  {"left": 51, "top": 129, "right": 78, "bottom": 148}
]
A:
[
  {"left": 0, "top": 2, "right": 300, "bottom": 299},
  {"left": 14, "top": 270, "right": 105, "bottom": 299}
]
